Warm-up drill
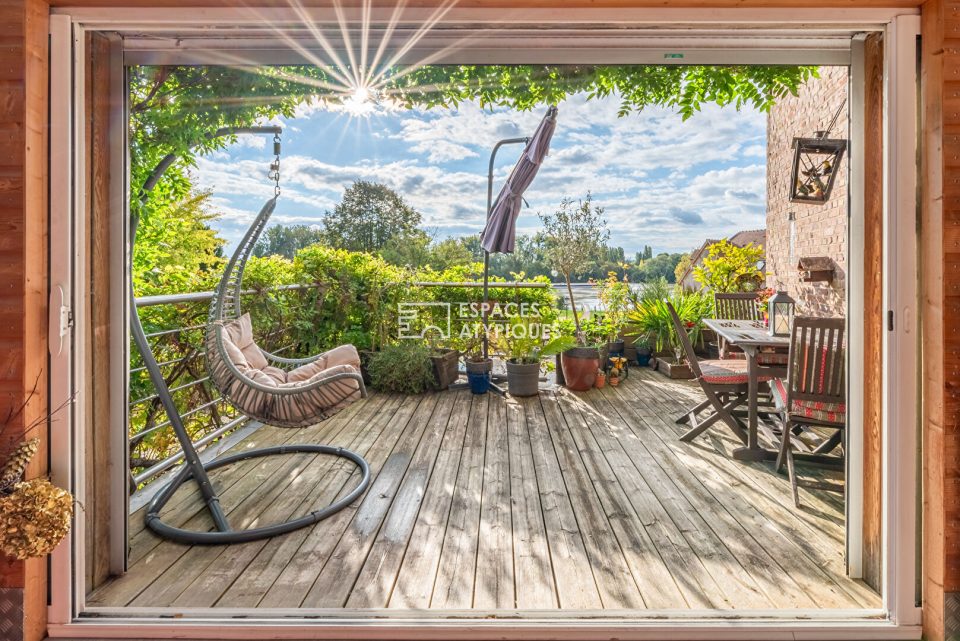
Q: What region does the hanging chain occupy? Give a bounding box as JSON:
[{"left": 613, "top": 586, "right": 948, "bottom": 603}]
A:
[
  {"left": 269, "top": 133, "right": 281, "bottom": 196},
  {"left": 817, "top": 99, "right": 846, "bottom": 139}
]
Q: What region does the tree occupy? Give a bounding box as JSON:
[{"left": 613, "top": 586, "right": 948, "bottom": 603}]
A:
[
  {"left": 130, "top": 65, "right": 327, "bottom": 223},
  {"left": 428, "top": 237, "right": 475, "bottom": 270},
  {"left": 253, "top": 224, "right": 325, "bottom": 259},
  {"left": 322, "top": 181, "right": 423, "bottom": 253},
  {"left": 379, "top": 229, "right": 432, "bottom": 267},
  {"left": 674, "top": 253, "right": 692, "bottom": 285},
  {"left": 132, "top": 190, "right": 225, "bottom": 296},
  {"left": 540, "top": 194, "right": 609, "bottom": 341},
  {"left": 634, "top": 252, "right": 684, "bottom": 283},
  {"left": 692, "top": 239, "right": 765, "bottom": 292}
]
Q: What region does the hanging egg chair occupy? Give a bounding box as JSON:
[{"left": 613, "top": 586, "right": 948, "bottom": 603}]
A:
[{"left": 134, "top": 126, "right": 370, "bottom": 545}]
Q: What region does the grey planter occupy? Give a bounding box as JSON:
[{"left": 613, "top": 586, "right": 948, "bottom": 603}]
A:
[{"left": 506, "top": 360, "right": 541, "bottom": 397}]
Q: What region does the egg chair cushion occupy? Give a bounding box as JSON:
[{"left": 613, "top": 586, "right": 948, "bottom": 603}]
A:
[
  {"left": 223, "top": 313, "right": 269, "bottom": 370},
  {"left": 208, "top": 314, "right": 363, "bottom": 427},
  {"left": 286, "top": 344, "right": 361, "bottom": 382}
]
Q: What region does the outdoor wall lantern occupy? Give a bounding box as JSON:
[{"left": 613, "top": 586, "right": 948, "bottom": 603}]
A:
[
  {"left": 768, "top": 291, "right": 796, "bottom": 337},
  {"left": 789, "top": 134, "right": 847, "bottom": 203},
  {"left": 789, "top": 102, "right": 847, "bottom": 203}
]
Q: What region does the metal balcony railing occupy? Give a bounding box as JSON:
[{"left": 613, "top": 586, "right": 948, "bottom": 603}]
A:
[
  {"left": 129, "top": 284, "right": 321, "bottom": 488},
  {"left": 129, "top": 279, "right": 552, "bottom": 494}
]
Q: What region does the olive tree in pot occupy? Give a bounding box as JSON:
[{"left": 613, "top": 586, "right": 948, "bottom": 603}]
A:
[
  {"left": 501, "top": 316, "right": 576, "bottom": 397},
  {"left": 540, "top": 194, "right": 609, "bottom": 392},
  {"left": 598, "top": 271, "right": 631, "bottom": 356}
]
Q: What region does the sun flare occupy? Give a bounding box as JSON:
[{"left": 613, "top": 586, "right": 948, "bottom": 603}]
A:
[{"left": 341, "top": 84, "right": 376, "bottom": 117}]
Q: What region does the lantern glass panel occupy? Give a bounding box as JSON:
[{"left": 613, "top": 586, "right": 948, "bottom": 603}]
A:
[
  {"left": 767, "top": 291, "right": 795, "bottom": 337},
  {"left": 773, "top": 302, "right": 792, "bottom": 336}
]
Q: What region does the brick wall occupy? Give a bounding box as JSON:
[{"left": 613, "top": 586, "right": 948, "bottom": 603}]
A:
[{"left": 765, "top": 66, "right": 849, "bottom": 318}]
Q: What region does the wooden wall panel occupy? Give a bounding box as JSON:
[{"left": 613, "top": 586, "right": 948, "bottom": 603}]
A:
[
  {"left": 83, "top": 31, "right": 116, "bottom": 594},
  {"left": 862, "top": 31, "right": 885, "bottom": 594},
  {"left": 922, "top": 1, "right": 953, "bottom": 640},
  {"left": 0, "top": 2, "right": 50, "bottom": 641}
]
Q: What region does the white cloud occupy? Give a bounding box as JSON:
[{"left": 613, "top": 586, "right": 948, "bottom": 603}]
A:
[{"left": 196, "top": 91, "right": 768, "bottom": 255}]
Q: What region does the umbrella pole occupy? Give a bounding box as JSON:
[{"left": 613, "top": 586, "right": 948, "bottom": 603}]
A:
[{"left": 483, "top": 136, "right": 529, "bottom": 360}]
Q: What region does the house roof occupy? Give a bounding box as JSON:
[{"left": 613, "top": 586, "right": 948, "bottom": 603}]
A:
[
  {"left": 678, "top": 229, "right": 766, "bottom": 286},
  {"left": 727, "top": 228, "right": 766, "bottom": 249}
]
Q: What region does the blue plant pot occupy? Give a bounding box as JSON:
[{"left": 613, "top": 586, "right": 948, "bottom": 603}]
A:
[
  {"left": 636, "top": 353, "right": 652, "bottom": 367},
  {"left": 467, "top": 371, "right": 491, "bottom": 395}
]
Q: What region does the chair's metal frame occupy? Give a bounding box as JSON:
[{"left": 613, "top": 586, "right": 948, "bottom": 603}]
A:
[{"left": 133, "top": 126, "right": 370, "bottom": 545}]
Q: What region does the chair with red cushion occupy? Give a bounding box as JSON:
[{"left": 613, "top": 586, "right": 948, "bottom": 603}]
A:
[
  {"left": 771, "top": 316, "right": 846, "bottom": 508},
  {"left": 668, "top": 303, "right": 771, "bottom": 444}
]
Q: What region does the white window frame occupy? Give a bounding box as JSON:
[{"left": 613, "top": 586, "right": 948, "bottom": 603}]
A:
[{"left": 45, "top": 6, "right": 922, "bottom": 639}]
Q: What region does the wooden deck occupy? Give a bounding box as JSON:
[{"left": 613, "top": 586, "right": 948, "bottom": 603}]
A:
[{"left": 89, "top": 369, "right": 879, "bottom": 614}]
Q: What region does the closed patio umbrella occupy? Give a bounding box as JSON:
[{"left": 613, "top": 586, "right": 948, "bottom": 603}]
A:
[
  {"left": 478, "top": 106, "right": 558, "bottom": 363},
  {"left": 480, "top": 106, "right": 559, "bottom": 253}
]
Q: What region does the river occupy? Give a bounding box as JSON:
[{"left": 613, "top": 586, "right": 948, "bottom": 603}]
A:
[{"left": 551, "top": 282, "right": 646, "bottom": 314}]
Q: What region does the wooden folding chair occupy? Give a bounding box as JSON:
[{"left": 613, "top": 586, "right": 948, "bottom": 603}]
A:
[
  {"left": 668, "top": 303, "right": 771, "bottom": 445},
  {"left": 771, "top": 317, "right": 846, "bottom": 508}
]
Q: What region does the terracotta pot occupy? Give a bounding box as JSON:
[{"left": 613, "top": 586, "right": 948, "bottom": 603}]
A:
[
  {"left": 609, "top": 376, "right": 620, "bottom": 387},
  {"left": 561, "top": 347, "right": 600, "bottom": 391},
  {"left": 595, "top": 374, "right": 606, "bottom": 389}
]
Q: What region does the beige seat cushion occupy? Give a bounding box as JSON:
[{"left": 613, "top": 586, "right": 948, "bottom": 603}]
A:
[
  {"left": 223, "top": 313, "right": 269, "bottom": 370},
  {"left": 287, "top": 344, "right": 361, "bottom": 383},
  {"left": 208, "top": 316, "right": 363, "bottom": 427}
]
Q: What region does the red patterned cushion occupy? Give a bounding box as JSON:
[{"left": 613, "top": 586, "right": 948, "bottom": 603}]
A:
[
  {"left": 757, "top": 350, "right": 789, "bottom": 366},
  {"left": 771, "top": 377, "right": 845, "bottom": 423},
  {"left": 699, "top": 359, "right": 771, "bottom": 385}
]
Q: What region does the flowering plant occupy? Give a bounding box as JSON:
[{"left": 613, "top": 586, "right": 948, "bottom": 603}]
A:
[{"left": 754, "top": 287, "right": 776, "bottom": 315}]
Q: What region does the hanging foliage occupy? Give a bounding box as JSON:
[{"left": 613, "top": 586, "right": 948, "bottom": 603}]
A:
[{"left": 385, "top": 64, "right": 819, "bottom": 119}]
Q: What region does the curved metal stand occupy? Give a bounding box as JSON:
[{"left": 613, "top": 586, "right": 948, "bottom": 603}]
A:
[
  {"left": 132, "top": 126, "right": 371, "bottom": 544},
  {"left": 144, "top": 444, "right": 370, "bottom": 545}
]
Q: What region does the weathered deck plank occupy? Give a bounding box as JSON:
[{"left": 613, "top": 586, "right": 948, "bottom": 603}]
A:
[{"left": 92, "top": 372, "right": 879, "bottom": 614}]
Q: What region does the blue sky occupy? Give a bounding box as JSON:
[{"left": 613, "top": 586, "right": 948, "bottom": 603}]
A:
[{"left": 193, "top": 92, "right": 767, "bottom": 256}]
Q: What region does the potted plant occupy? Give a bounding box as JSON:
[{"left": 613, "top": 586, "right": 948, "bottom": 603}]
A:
[
  {"left": 367, "top": 342, "right": 436, "bottom": 394},
  {"left": 540, "top": 194, "right": 609, "bottom": 392},
  {"left": 598, "top": 271, "right": 631, "bottom": 355},
  {"left": 633, "top": 334, "right": 653, "bottom": 366},
  {"left": 502, "top": 317, "right": 576, "bottom": 397},
  {"left": 625, "top": 285, "right": 712, "bottom": 380},
  {"left": 455, "top": 334, "right": 493, "bottom": 395},
  {"left": 594, "top": 369, "right": 607, "bottom": 389},
  {"left": 425, "top": 335, "right": 460, "bottom": 390},
  {"left": 341, "top": 327, "right": 376, "bottom": 384}
]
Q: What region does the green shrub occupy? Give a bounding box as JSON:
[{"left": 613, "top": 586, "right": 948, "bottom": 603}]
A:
[{"left": 367, "top": 343, "right": 435, "bottom": 394}]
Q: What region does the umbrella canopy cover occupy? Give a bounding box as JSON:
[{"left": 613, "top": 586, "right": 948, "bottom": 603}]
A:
[{"left": 480, "top": 106, "right": 558, "bottom": 254}]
